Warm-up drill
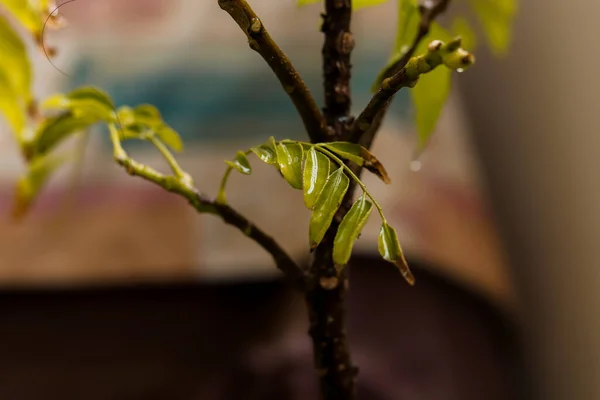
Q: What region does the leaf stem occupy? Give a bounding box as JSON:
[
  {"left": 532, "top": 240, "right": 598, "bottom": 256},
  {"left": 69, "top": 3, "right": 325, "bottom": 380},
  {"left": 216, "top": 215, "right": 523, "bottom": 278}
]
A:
[{"left": 314, "top": 144, "right": 386, "bottom": 223}]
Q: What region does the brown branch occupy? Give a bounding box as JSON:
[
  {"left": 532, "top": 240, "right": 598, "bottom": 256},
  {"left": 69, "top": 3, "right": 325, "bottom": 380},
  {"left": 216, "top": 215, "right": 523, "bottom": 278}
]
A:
[
  {"left": 348, "top": 0, "right": 452, "bottom": 147},
  {"left": 110, "top": 131, "right": 307, "bottom": 288},
  {"left": 218, "top": 0, "right": 327, "bottom": 143},
  {"left": 304, "top": 1, "right": 357, "bottom": 399},
  {"left": 321, "top": 0, "right": 354, "bottom": 140}
]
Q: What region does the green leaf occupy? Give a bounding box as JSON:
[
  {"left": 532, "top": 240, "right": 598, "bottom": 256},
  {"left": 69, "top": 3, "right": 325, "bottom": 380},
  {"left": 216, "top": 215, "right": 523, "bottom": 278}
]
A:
[
  {"left": 154, "top": 124, "right": 183, "bottom": 152},
  {"left": 12, "top": 151, "right": 68, "bottom": 219},
  {"left": 297, "top": 0, "right": 388, "bottom": 9},
  {"left": 114, "top": 103, "right": 182, "bottom": 151},
  {"left": 42, "top": 86, "right": 116, "bottom": 123},
  {"left": 0, "top": 14, "right": 32, "bottom": 138},
  {"left": 0, "top": 72, "right": 26, "bottom": 137},
  {"left": 321, "top": 142, "right": 391, "bottom": 184},
  {"left": 0, "top": 0, "right": 51, "bottom": 36},
  {"left": 467, "top": 0, "right": 517, "bottom": 56},
  {"left": 276, "top": 142, "right": 304, "bottom": 189},
  {"left": 378, "top": 222, "right": 414, "bottom": 285},
  {"left": 225, "top": 151, "right": 252, "bottom": 175},
  {"left": 30, "top": 111, "right": 101, "bottom": 158},
  {"left": 410, "top": 23, "right": 453, "bottom": 149},
  {"left": 333, "top": 194, "right": 373, "bottom": 265},
  {"left": 250, "top": 136, "right": 278, "bottom": 165},
  {"left": 303, "top": 147, "right": 331, "bottom": 209},
  {"left": 309, "top": 167, "right": 349, "bottom": 250},
  {"left": 372, "top": 0, "right": 419, "bottom": 91}
]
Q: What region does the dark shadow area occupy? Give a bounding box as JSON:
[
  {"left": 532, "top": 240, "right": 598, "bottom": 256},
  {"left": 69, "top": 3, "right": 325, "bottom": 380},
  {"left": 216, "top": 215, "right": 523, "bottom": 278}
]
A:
[{"left": 0, "top": 257, "right": 523, "bottom": 399}]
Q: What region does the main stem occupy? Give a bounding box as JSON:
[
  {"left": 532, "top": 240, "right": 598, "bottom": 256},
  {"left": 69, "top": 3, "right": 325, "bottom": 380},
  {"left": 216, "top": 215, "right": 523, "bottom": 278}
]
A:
[{"left": 306, "top": 1, "right": 357, "bottom": 399}]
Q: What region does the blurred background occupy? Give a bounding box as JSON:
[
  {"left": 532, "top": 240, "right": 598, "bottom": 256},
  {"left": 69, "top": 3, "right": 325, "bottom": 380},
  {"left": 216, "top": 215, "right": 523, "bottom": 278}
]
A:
[{"left": 0, "top": 0, "right": 589, "bottom": 398}]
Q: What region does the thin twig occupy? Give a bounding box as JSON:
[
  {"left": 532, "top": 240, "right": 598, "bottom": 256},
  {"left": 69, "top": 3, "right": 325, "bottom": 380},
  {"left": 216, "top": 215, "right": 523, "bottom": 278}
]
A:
[
  {"left": 218, "top": 0, "right": 327, "bottom": 143},
  {"left": 108, "top": 125, "right": 307, "bottom": 288},
  {"left": 348, "top": 0, "right": 452, "bottom": 146},
  {"left": 351, "top": 38, "right": 473, "bottom": 146}
]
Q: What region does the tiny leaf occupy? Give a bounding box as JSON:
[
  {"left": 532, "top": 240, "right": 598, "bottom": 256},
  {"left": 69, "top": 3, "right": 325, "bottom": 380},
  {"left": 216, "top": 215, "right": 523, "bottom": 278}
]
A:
[
  {"left": 225, "top": 151, "right": 252, "bottom": 175},
  {"left": 322, "top": 142, "right": 390, "bottom": 184},
  {"left": 333, "top": 194, "right": 373, "bottom": 265},
  {"left": 276, "top": 142, "right": 304, "bottom": 189},
  {"left": 303, "top": 147, "right": 331, "bottom": 209},
  {"left": 378, "top": 222, "right": 414, "bottom": 285},
  {"left": 309, "top": 167, "right": 350, "bottom": 249},
  {"left": 250, "top": 136, "right": 278, "bottom": 165}
]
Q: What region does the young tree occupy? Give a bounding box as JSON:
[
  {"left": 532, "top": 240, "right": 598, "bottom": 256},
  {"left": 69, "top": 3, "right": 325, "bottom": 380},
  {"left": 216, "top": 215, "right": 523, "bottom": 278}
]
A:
[{"left": 0, "top": 0, "right": 516, "bottom": 398}]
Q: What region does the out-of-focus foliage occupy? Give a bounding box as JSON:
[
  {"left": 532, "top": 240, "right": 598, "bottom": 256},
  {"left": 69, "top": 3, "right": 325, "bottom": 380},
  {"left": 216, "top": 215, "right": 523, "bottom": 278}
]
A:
[{"left": 298, "top": 0, "right": 389, "bottom": 10}]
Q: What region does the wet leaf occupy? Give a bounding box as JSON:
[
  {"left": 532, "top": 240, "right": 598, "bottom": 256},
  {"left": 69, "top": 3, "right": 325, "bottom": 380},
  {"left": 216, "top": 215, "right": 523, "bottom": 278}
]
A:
[
  {"left": 309, "top": 167, "right": 349, "bottom": 249},
  {"left": 12, "top": 151, "right": 67, "bottom": 220},
  {"left": 225, "top": 151, "right": 252, "bottom": 175},
  {"left": 321, "top": 142, "right": 390, "bottom": 184},
  {"left": 250, "top": 136, "right": 278, "bottom": 165},
  {"left": 303, "top": 147, "right": 331, "bottom": 209},
  {"left": 378, "top": 222, "right": 414, "bottom": 285},
  {"left": 333, "top": 194, "right": 373, "bottom": 265},
  {"left": 276, "top": 142, "right": 304, "bottom": 189},
  {"left": 467, "top": 0, "right": 517, "bottom": 56}
]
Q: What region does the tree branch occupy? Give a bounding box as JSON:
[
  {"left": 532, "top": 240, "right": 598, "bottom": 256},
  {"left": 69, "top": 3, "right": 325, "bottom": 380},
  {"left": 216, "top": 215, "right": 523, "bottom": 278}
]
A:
[
  {"left": 321, "top": 0, "right": 354, "bottom": 140},
  {"left": 351, "top": 38, "right": 474, "bottom": 145},
  {"left": 303, "top": 1, "right": 357, "bottom": 399},
  {"left": 218, "top": 0, "right": 327, "bottom": 143},
  {"left": 108, "top": 125, "right": 307, "bottom": 288},
  {"left": 348, "top": 0, "right": 452, "bottom": 147}
]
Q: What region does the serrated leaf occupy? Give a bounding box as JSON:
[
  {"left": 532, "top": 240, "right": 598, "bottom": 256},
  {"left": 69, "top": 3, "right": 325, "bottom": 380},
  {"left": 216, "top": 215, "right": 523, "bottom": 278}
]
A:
[
  {"left": 297, "top": 0, "right": 388, "bottom": 9},
  {"left": 303, "top": 147, "right": 331, "bottom": 209},
  {"left": 276, "top": 142, "right": 304, "bottom": 189},
  {"left": 410, "top": 23, "right": 453, "bottom": 149},
  {"left": 12, "top": 151, "right": 67, "bottom": 220},
  {"left": 225, "top": 151, "right": 252, "bottom": 175},
  {"left": 467, "top": 0, "right": 517, "bottom": 56},
  {"left": 372, "top": 0, "right": 419, "bottom": 91},
  {"left": 378, "top": 222, "right": 414, "bottom": 285},
  {"left": 321, "top": 142, "right": 391, "bottom": 184},
  {"left": 31, "top": 111, "right": 101, "bottom": 158},
  {"left": 250, "top": 136, "right": 278, "bottom": 165},
  {"left": 309, "top": 167, "right": 349, "bottom": 249},
  {"left": 333, "top": 194, "right": 373, "bottom": 265}
]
